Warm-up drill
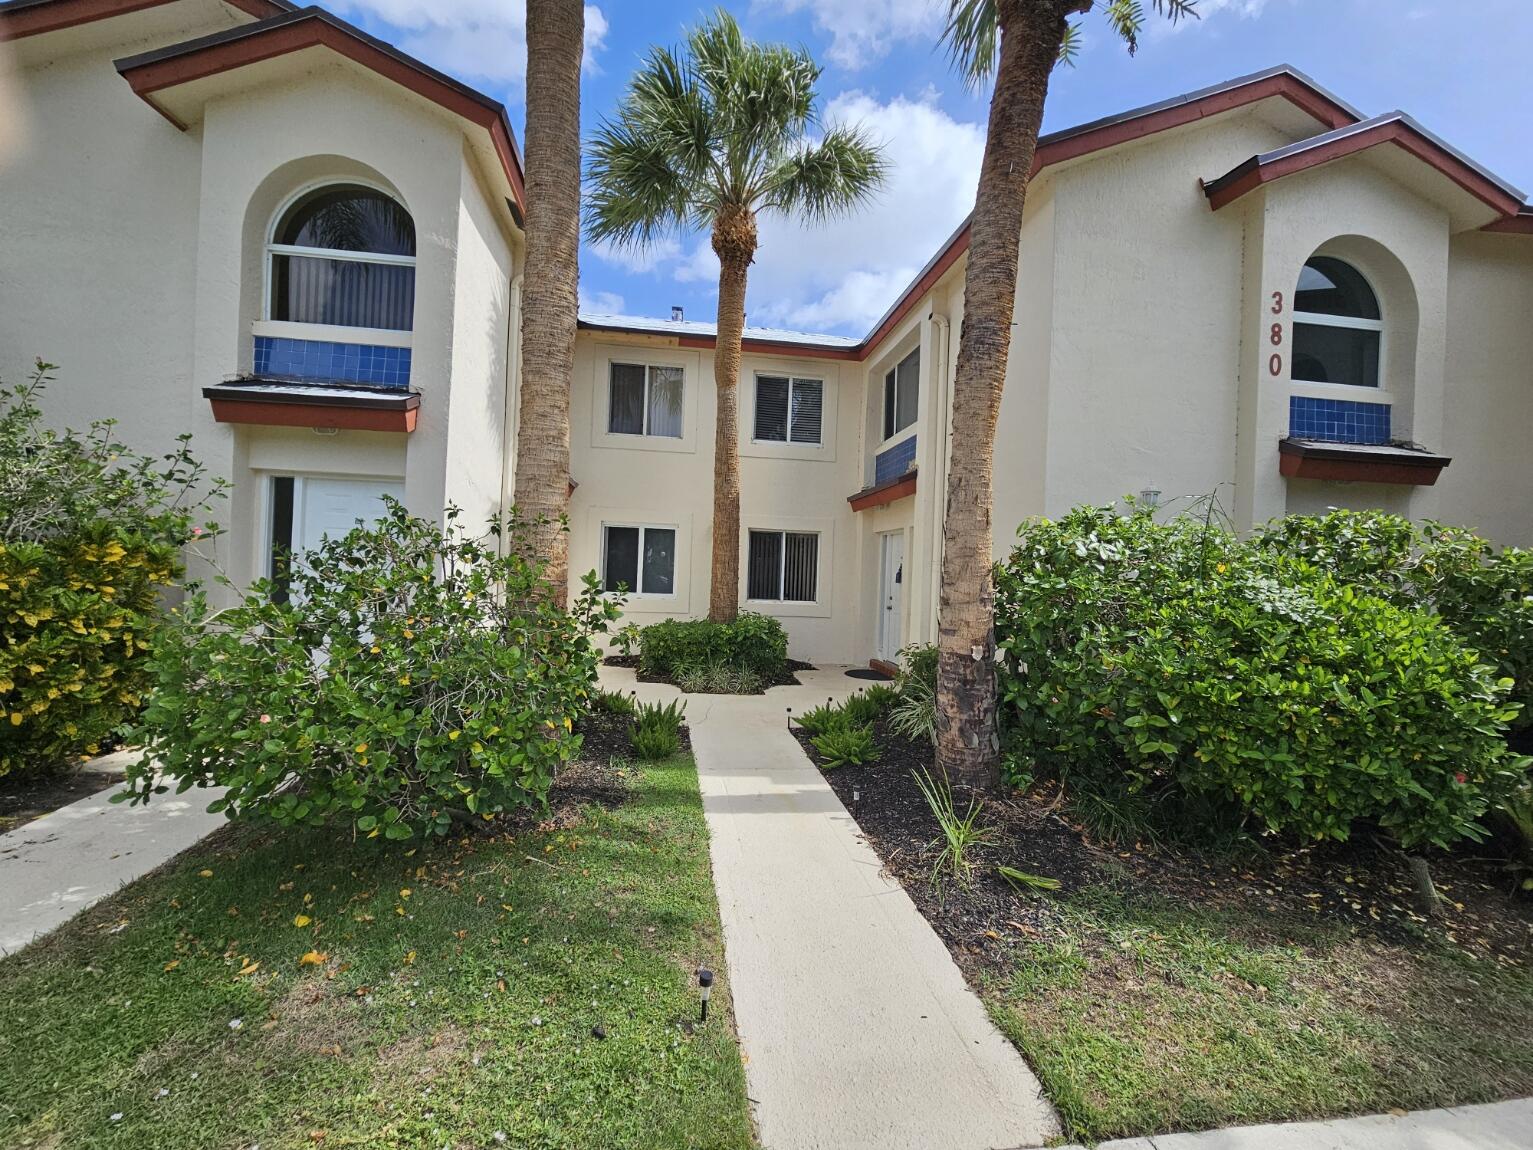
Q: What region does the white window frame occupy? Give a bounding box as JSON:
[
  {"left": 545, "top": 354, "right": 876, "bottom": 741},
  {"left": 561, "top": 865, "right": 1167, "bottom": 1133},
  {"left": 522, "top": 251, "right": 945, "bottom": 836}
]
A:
[
  {"left": 261, "top": 178, "right": 417, "bottom": 341},
  {"left": 600, "top": 522, "right": 678, "bottom": 598},
  {"left": 745, "top": 528, "right": 820, "bottom": 605},
  {"left": 1291, "top": 261, "right": 1383, "bottom": 389},
  {"left": 607, "top": 362, "right": 685, "bottom": 439},
  {"left": 751, "top": 373, "right": 825, "bottom": 447},
  {"left": 882, "top": 347, "right": 920, "bottom": 443}
]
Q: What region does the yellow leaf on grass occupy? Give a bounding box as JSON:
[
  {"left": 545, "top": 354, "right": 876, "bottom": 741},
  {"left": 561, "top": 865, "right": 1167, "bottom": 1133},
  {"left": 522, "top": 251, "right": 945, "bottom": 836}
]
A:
[
  {"left": 399, "top": 888, "right": 412, "bottom": 898},
  {"left": 235, "top": 960, "right": 261, "bottom": 977},
  {"left": 163, "top": 960, "right": 180, "bottom": 971},
  {"left": 404, "top": 950, "right": 417, "bottom": 965},
  {"left": 293, "top": 914, "right": 312, "bottom": 928},
  {"left": 299, "top": 950, "right": 328, "bottom": 967},
  {"left": 199, "top": 869, "right": 214, "bottom": 878}
]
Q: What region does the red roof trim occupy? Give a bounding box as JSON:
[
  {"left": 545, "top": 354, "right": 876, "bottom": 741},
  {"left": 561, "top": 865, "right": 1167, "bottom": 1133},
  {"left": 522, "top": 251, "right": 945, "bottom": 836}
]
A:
[
  {"left": 1206, "top": 117, "right": 1524, "bottom": 217},
  {"left": 848, "top": 470, "right": 917, "bottom": 512},
  {"left": 1483, "top": 209, "right": 1533, "bottom": 235},
  {"left": 114, "top": 10, "right": 525, "bottom": 214},
  {"left": 674, "top": 333, "right": 862, "bottom": 362},
  {"left": 0, "top": 0, "right": 287, "bottom": 39}
]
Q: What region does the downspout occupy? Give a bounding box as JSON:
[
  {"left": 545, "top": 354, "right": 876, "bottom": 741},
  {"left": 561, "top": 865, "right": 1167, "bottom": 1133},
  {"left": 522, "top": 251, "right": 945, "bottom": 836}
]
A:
[
  {"left": 498, "top": 271, "right": 525, "bottom": 555},
  {"left": 927, "top": 311, "right": 951, "bottom": 648}
]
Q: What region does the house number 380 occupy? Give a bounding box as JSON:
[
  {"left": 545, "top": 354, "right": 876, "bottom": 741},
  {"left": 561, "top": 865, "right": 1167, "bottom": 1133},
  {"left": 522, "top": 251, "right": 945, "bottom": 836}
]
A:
[{"left": 1268, "top": 290, "right": 1284, "bottom": 377}]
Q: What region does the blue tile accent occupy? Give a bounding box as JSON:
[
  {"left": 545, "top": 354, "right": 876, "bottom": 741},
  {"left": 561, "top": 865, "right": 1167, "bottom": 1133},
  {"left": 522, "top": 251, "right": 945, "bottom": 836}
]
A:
[
  {"left": 875, "top": 434, "right": 917, "bottom": 485},
  {"left": 253, "top": 336, "right": 412, "bottom": 387},
  {"left": 1288, "top": 395, "right": 1391, "bottom": 445}
]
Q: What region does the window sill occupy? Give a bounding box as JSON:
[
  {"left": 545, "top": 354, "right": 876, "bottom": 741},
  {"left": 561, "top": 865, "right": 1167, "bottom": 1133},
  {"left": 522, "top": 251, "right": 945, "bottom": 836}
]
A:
[
  {"left": 1289, "top": 379, "right": 1395, "bottom": 405},
  {"left": 252, "top": 320, "right": 413, "bottom": 348}
]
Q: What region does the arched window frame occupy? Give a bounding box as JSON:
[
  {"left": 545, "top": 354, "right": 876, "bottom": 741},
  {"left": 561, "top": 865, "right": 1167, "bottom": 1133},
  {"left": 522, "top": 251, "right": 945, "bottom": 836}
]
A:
[
  {"left": 262, "top": 178, "right": 417, "bottom": 336},
  {"left": 1291, "top": 256, "right": 1383, "bottom": 390}
]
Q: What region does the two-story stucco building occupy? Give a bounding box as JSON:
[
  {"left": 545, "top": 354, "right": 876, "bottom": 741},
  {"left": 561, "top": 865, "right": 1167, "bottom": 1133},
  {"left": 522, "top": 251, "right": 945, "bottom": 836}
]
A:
[{"left": 3, "top": 0, "right": 1532, "bottom": 667}]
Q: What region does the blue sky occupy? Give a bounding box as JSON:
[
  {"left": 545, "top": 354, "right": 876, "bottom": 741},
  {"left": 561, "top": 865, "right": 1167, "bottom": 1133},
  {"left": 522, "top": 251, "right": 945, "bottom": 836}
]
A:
[{"left": 327, "top": 0, "right": 1533, "bottom": 338}]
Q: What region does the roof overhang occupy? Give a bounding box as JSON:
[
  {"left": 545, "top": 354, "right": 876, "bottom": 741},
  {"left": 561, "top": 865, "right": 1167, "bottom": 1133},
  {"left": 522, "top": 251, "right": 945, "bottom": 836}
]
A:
[
  {"left": 112, "top": 6, "right": 525, "bottom": 218},
  {"left": 848, "top": 470, "right": 917, "bottom": 512},
  {"left": 1203, "top": 113, "right": 1525, "bottom": 229},
  {"left": 0, "top": 0, "right": 287, "bottom": 39}
]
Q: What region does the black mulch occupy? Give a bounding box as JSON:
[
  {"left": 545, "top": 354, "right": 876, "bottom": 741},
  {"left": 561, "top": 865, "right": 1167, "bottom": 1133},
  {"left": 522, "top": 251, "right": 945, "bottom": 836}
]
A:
[
  {"left": 0, "top": 767, "right": 126, "bottom": 835},
  {"left": 601, "top": 656, "right": 814, "bottom": 693},
  {"left": 843, "top": 668, "right": 894, "bottom": 681},
  {"left": 795, "top": 724, "right": 1533, "bottom": 971}
]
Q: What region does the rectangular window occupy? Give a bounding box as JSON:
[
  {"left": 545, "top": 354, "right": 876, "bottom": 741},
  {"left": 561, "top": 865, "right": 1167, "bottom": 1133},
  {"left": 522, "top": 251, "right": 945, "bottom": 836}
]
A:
[
  {"left": 1292, "top": 322, "right": 1381, "bottom": 389},
  {"left": 882, "top": 348, "right": 920, "bottom": 440},
  {"left": 271, "top": 255, "right": 415, "bottom": 331},
  {"left": 602, "top": 524, "right": 676, "bottom": 595},
  {"left": 754, "top": 375, "right": 824, "bottom": 445},
  {"left": 747, "top": 529, "right": 819, "bottom": 602},
  {"left": 608, "top": 363, "right": 684, "bottom": 437}
]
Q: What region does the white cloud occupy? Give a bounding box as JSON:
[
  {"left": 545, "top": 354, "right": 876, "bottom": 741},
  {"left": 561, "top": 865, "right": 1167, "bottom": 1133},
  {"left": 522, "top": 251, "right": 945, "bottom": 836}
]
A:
[
  {"left": 327, "top": 1, "right": 609, "bottom": 86},
  {"left": 753, "top": 0, "right": 945, "bottom": 70},
  {"left": 590, "top": 236, "right": 682, "bottom": 275},
  {"left": 578, "top": 286, "right": 626, "bottom": 315}
]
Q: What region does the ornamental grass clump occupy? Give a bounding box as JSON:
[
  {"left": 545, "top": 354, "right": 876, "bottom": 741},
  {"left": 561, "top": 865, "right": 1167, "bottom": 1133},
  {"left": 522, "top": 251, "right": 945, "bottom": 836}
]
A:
[
  {"left": 995, "top": 504, "right": 1529, "bottom": 851},
  {"left": 1, "top": 362, "right": 221, "bottom": 780},
  {"left": 122, "top": 503, "right": 617, "bottom": 840}
]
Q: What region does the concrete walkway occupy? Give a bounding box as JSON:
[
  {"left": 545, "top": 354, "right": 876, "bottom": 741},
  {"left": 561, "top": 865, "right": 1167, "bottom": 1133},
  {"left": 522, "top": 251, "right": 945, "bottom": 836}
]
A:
[
  {"left": 599, "top": 664, "right": 1061, "bottom": 1150},
  {"left": 0, "top": 751, "right": 227, "bottom": 956},
  {"left": 1072, "top": 1098, "right": 1533, "bottom": 1149}
]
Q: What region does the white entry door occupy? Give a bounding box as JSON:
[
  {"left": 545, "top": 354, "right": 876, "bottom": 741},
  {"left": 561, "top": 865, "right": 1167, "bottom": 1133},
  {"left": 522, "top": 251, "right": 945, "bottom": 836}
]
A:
[
  {"left": 269, "top": 475, "right": 405, "bottom": 595},
  {"left": 877, "top": 531, "right": 904, "bottom": 663}
]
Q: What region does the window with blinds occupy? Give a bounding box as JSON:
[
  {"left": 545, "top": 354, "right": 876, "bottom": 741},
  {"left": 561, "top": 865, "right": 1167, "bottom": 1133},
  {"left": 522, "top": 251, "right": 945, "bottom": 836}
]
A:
[
  {"left": 753, "top": 375, "right": 824, "bottom": 445},
  {"left": 746, "top": 530, "right": 818, "bottom": 602},
  {"left": 602, "top": 524, "right": 676, "bottom": 595},
  {"left": 882, "top": 347, "right": 920, "bottom": 440},
  {"left": 268, "top": 185, "right": 416, "bottom": 331},
  {"left": 609, "top": 363, "right": 684, "bottom": 437}
]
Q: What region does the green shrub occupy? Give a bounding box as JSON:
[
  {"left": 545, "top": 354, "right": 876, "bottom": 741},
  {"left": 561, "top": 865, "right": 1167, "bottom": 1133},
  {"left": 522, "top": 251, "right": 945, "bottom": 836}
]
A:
[
  {"left": 890, "top": 644, "right": 938, "bottom": 746},
  {"left": 1256, "top": 511, "right": 1533, "bottom": 730},
  {"left": 811, "top": 723, "right": 877, "bottom": 769},
  {"left": 592, "top": 687, "right": 636, "bottom": 716},
  {"left": 611, "top": 621, "right": 642, "bottom": 659},
  {"left": 995, "top": 505, "right": 1527, "bottom": 851},
  {"left": 672, "top": 656, "right": 764, "bottom": 695},
  {"left": 1, "top": 363, "right": 219, "bottom": 780},
  {"left": 638, "top": 613, "right": 788, "bottom": 684},
  {"left": 839, "top": 692, "right": 884, "bottom": 728},
  {"left": 861, "top": 682, "right": 899, "bottom": 711},
  {"left": 630, "top": 723, "right": 680, "bottom": 761},
  {"left": 121, "top": 503, "right": 617, "bottom": 840},
  {"left": 632, "top": 697, "right": 686, "bottom": 736},
  {"left": 793, "top": 699, "right": 846, "bottom": 737}
]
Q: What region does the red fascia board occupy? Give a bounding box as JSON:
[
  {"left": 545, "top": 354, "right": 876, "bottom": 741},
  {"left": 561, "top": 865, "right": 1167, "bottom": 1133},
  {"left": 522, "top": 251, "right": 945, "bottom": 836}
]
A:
[
  {"left": 848, "top": 471, "right": 917, "bottom": 512},
  {"left": 1483, "top": 210, "right": 1533, "bottom": 235},
  {"left": 1, "top": 0, "right": 284, "bottom": 38},
  {"left": 207, "top": 395, "right": 418, "bottom": 433},
  {"left": 673, "top": 334, "right": 862, "bottom": 362},
  {"left": 116, "top": 14, "right": 526, "bottom": 214},
  {"left": 1206, "top": 120, "right": 1523, "bottom": 217}
]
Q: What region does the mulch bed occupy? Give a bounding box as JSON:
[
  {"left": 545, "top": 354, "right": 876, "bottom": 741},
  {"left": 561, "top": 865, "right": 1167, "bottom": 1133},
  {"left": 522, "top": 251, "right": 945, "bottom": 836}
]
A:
[
  {"left": 602, "top": 656, "right": 814, "bottom": 692},
  {"left": 796, "top": 724, "right": 1533, "bottom": 970},
  {"left": 0, "top": 766, "right": 126, "bottom": 835}
]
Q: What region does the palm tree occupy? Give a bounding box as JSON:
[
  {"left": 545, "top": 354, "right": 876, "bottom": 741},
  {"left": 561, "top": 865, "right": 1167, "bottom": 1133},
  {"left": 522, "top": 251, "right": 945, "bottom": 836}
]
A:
[
  {"left": 513, "top": 0, "right": 584, "bottom": 605},
  {"left": 936, "top": 0, "right": 1195, "bottom": 789},
  {"left": 585, "top": 10, "right": 887, "bottom": 622}
]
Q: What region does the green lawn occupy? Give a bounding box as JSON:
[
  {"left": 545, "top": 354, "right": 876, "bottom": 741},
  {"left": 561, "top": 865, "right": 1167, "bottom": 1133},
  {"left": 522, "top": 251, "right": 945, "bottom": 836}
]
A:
[
  {"left": 0, "top": 754, "right": 753, "bottom": 1150},
  {"left": 985, "top": 883, "right": 1533, "bottom": 1143}
]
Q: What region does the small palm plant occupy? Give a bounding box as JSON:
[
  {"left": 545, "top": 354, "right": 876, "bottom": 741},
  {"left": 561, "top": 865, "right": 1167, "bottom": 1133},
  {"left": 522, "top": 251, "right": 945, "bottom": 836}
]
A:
[
  {"left": 913, "top": 766, "right": 997, "bottom": 896},
  {"left": 586, "top": 10, "right": 887, "bottom": 622}
]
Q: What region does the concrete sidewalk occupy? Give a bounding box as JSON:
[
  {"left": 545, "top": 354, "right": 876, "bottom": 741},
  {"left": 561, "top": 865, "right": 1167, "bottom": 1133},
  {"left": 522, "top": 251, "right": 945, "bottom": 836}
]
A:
[
  {"left": 0, "top": 752, "right": 227, "bottom": 956},
  {"left": 1073, "top": 1098, "right": 1533, "bottom": 1149},
  {"left": 600, "top": 665, "right": 1060, "bottom": 1150}
]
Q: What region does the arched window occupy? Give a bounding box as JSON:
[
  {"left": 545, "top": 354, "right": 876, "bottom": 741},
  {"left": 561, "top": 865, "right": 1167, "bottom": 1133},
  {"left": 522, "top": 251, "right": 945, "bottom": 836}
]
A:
[
  {"left": 268, "top": 184, "right": 415, "bottom": 331},
  {"left": 1292, "top": 256, "right": 1381, "bottom": 388}
]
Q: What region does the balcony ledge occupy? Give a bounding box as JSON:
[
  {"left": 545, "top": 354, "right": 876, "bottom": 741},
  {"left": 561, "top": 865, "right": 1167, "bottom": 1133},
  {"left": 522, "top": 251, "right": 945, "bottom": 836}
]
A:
[{"left": 848, "top": 469, "right": 917, "bottom": 512}]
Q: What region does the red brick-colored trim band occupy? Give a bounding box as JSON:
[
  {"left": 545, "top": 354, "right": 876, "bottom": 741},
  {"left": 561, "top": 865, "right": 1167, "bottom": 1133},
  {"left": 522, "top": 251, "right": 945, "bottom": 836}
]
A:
[
  {"left": 1, "top": 0, "right": 284, "bottom": 39},
  {"left": 674, "top": 334, "right": 862, "bottom": 362},
  {"left": 1206, "top": 120, "right": 1523, "bottom": 217},
  {"left": 1483, "top": 211, "right": 1533, "bottom": 235},
  {"left": 206, "top": 391, "right": 420, "bottom": 434},
  {"left": 848, "top": 470, "right": 917, "bottom": 512},
  {"left": 116, "top": 13, "right": 525, "bottom": 214},
  {"left": 1278, "top": 438, "right": 1449, "bottom": 486}
]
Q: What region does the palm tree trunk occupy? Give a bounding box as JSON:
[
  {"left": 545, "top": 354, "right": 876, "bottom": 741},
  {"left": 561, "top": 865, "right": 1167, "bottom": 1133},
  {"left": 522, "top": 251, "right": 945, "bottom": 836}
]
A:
[
  {"left": 708, "top": 207, "right": 757, "bottom": 622},
  {"left": 512, "top": 0, "right": 583, "bottom": 606},
  {"left": 936, "top": 0, "right": 1070, "bottom": 789}
]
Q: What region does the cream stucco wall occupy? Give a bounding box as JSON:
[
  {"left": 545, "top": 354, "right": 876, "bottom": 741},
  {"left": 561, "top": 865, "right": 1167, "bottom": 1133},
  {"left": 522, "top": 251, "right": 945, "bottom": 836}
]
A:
[{"left": 1440, "top": 232, "right": 1533, "bottom": 545}]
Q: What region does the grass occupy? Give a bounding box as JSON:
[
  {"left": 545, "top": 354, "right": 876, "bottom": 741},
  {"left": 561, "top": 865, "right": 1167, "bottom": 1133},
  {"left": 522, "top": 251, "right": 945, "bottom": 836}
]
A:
[
  {"left": 0, "top": 754, "right": 753, "bottom": 1150},
  {"left": 983, "top": 883, "right": 1533, "bottom": 1142}
]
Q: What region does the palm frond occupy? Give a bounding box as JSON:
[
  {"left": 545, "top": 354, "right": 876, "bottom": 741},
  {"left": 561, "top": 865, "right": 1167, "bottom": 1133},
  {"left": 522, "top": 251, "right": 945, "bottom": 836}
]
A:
[
  {"left": 1058, "top": 21, "right": 1082, "bottom": 68},
  {"left": 764, "top": 125, "right": 888, "bottom": 223},
  {"left": 583, "top": 119, "right": 697, "bottom": 250},
  {"left": 940, "top": 0, "right": 999, "bottom": 89},
  {"left": 1105, "top": 0, "right": 1147, "bottom": 54}
]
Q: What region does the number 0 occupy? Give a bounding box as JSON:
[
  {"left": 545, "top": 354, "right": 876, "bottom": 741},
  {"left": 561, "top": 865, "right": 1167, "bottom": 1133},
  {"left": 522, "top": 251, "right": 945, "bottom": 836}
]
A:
[{"left": 1269, "top": 353, "right": 1283, "bottom": 377}]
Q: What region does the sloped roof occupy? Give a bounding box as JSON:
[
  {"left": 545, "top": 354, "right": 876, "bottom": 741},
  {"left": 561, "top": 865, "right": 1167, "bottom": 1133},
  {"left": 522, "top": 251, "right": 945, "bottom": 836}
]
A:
[{"left": 0, "top": 0, "right": 290, "bottom": 38}]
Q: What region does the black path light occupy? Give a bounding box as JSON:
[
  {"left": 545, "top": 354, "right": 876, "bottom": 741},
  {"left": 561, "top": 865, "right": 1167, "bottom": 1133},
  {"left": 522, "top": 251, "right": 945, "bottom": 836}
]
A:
[{"left": 697, "top": 967, "right": 714, "bottom": 1023}]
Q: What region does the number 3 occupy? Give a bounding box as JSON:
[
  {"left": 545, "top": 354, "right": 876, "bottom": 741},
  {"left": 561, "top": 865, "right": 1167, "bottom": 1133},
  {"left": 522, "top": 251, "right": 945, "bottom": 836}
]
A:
[{"left": 1270, "top": 291, "right": 1284, "bottom": 315}]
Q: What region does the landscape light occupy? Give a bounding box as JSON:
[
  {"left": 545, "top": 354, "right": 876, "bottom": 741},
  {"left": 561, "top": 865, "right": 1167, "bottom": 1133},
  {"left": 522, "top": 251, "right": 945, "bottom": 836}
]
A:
[{"left": 697, "top": 967, "right": 714, "bottom": 1023}]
